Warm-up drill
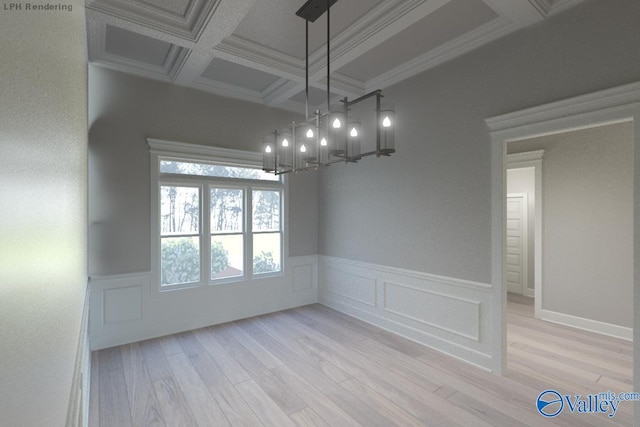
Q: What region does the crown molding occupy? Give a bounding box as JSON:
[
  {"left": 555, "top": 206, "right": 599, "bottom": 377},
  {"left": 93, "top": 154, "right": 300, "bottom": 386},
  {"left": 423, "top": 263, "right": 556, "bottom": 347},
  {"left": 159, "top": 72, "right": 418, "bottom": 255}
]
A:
[
  {"left": 262, "top": 78, "right": 302, "bottom": 105},
  {"left": 547, "top": 0, "right": 583, "bottom": 15},
  {"left": 165, "top": 46, "right": 192, "bottom": 82},
  {"left": 190, "top": 78, "right": 267, "bottom": 105},
  {"left": 214, "top": 36, "right": 303, "bottom": 82},
  {"left": 317, "top": 73, "right": 366, "bottom": 97},
  {"left": 86, "top": 0, "right": 218, "bottom": 42},
  {"left": 528, "top": 0, "right": 583, "bottom": 16},
  {"left": 486, "top": 81, "right": 640, "bottom": 133},
  {"left": 507, "top": 149, "right": 545, "bottom": 165},
  {"left": 147, "top": 138, "right": 263, "bottom": 163},
  {"left": 367, "top": 17, "right": 518, "bottom": 91},
  {"left": 261, "top": 72, "right": 365, "bottom": 108},
  {"left": 188, "top": 77, "right": 307, "bottom": 114}
]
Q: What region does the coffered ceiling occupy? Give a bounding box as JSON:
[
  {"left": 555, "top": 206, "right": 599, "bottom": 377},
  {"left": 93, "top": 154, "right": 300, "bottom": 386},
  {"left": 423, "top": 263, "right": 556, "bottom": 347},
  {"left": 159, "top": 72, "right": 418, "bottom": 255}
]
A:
[{"left": 86, "top": 0, "right": 583, "bottom": 112}]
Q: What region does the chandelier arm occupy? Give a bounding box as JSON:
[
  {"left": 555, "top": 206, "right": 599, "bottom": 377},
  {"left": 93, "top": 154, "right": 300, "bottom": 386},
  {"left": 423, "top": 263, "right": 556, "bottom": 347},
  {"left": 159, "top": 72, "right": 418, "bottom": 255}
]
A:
[
  {"left": 292, "top": 121, "right": 297, "bottom": 172},
  {"left": 326, "top": 0, "right": 330, "bottom": 113},
  {"left": 345, "top": 89, "right": 382, "bottom": 106},
  {"left": 305, "top": 19, "right": 309, "bottom": 121},
  {"left": 376, "top": 91, "right": 381, "bottom": 157},
  {"left": 274, "top": 129, "right": 279, "bottom": 174}
]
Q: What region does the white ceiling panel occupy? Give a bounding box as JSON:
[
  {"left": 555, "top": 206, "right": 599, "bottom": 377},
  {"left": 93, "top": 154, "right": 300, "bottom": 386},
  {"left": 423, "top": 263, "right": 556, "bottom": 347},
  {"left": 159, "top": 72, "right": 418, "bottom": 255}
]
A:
[
  {"left": 136, "top": 0, "right": 192, "bottom": 17},
  {"left": 290, "top": 86, "right": 340, "bottom": 107},
  {"left": 201, "top": 58, "right": 281, "bottom": 92},
  {"left": 233, "top": 0, "right": 384, "bottom": 59},
  {"left": 105, "top": 24, "right": 172, "bottom": 66},
  {"left": 338, "top": 0, "right": 498, "bottom": 82},
  {"left": 86, "top": 0, "right": 583, "bottom": 111}
]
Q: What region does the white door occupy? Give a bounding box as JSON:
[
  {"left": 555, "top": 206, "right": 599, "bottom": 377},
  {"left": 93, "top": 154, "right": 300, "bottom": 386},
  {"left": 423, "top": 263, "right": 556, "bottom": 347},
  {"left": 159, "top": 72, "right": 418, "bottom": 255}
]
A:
[{"left": 506, "top": 193, "right": 528, "bottom": 295}]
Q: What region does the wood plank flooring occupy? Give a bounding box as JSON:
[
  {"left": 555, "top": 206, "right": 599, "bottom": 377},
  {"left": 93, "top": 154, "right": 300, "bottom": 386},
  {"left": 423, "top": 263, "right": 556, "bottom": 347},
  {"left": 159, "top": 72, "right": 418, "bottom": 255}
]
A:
[{"left": 90, "top": 299, "right": 634, "bottom": 426}]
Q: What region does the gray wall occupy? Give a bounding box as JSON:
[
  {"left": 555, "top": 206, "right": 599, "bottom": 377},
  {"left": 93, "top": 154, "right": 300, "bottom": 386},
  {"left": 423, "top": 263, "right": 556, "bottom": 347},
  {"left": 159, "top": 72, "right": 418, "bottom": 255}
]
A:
[
  {"left": 318, "top": 0, "right": 640, "bottom": 284},
  {"left": 507, "top": 167, "right": 536, "bottom": 293},
  {"left": 508, "top": 122, "right": 634, "bottom": 328},
  {"left": 0, "top": 3, "right": 88, "bottom": 426},
  {"left": 88, "top": 66, "right": 318, "bottom": 276}
]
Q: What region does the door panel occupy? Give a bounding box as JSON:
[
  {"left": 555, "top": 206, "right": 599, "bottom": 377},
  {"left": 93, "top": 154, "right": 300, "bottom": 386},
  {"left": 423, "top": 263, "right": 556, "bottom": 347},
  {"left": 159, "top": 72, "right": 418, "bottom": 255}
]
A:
[{"left": 506, "top": 194, "right": 528, "bottom": 294}]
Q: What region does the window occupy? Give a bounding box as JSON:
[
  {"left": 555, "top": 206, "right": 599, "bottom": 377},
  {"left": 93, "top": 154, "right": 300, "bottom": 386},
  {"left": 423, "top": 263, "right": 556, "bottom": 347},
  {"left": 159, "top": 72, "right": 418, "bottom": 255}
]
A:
[
  {"left": 149, "top": 140, "right": 285, "bottom": 290},
  {"left": 160, "top": 185, "right": 201, "bottom": 285}
]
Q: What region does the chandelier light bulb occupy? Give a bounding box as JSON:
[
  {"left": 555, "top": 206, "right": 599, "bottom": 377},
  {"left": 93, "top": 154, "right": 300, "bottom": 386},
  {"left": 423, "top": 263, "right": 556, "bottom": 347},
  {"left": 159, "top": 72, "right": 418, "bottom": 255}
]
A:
[
  {"left": 350, "top": 127, "right": 358, "bottom": 137},
  {"left": 265, "top": 145, "right": 272, "bottom": 153},
  {"left": 306, "top": 128, "right": 314, "bottom": 138},
  {"left": 383, "top": 116, "right": 392, "bottom": 127},
  {"left": 332, "top": 118, "right": 341, "bottom": 129},
  {"left": 282, "top": 138, "right": 289, "bottom": 147},
  {"left": 300, "top": 144, "right": 307, "bottom": 153},
  {"left": 320, "top": 137, "right": 327, "bottom": 146}
]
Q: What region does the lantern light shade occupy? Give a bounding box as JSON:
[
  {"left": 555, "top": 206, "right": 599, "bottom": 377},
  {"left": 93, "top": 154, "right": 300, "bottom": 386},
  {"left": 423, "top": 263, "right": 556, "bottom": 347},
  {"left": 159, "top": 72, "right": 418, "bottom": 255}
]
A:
[
  {"left": 296, "top": 123, "right": 318, "bottom": 166},
  {"left": 379, "top": 103, "right": 395, "bottom": 155},
  {"left": 328, "top": 104, "right": 346, "bottom": 156},
  {"left": 262, "top": 134, "right": 276, "bottom": 172},
  {"left": 347, "top": 119, "right": 361, "bottom": 161},
  {"left": 278, "top": 127, "right": 293, "bottom": 170}
]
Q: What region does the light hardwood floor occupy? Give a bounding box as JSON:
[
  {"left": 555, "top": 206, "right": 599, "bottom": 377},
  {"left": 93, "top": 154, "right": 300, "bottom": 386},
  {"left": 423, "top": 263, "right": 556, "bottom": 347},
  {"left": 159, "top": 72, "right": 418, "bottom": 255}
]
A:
[{"left": 90, "top": 299, "right": 634, "bottom": 426}]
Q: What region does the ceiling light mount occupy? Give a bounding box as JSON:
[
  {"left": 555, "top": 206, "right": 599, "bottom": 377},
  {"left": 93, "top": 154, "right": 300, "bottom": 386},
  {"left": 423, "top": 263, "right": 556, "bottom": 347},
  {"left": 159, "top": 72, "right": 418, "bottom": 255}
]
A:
[
  {"left": 295, "top": 0, "right": 338, "bottom": 22},
  {"left": 262, "top": 0, "right": 396, "bottom": 175}
]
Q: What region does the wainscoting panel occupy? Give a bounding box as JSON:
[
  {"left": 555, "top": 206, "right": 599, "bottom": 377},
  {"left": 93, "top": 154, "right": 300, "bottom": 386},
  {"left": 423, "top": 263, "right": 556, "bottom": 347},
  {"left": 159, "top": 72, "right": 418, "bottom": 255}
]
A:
[
  {"left": 321, "top": 266, "right": 377, "bottom": 307},
  {"left": 383, "top": 281, "right": 480, "bottom": 341},
  {"left": 103, "top": 286, "right": 142, "bottom": 324},
  {"left": 292, "top": 263, "right": 314, "bottom": 292},
  {"left": 89, "top": 255, "right": 318, "bottom": 350},
  {"left": 319, "top": 256, "right": 494, "bottom": 370}
]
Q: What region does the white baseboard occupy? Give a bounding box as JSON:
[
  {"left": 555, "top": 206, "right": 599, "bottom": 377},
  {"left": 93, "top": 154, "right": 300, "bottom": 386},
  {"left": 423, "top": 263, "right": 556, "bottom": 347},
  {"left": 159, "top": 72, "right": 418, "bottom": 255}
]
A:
[{"left": 540, "top": 309, "right": 633, "bottom": 341}]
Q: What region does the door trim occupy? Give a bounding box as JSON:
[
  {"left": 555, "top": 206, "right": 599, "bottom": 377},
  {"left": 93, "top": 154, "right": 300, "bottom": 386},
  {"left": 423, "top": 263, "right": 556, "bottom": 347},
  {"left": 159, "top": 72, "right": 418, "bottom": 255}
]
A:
[{"left": 484, "top": 79, "right": 640, "bottom": 423}]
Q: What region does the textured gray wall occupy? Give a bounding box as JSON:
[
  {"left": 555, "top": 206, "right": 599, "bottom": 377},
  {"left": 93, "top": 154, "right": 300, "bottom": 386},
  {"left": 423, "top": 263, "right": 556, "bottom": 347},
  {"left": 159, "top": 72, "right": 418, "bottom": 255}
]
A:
[
  {"left": 88, "top": 66, "right": 318, "bottom": 276},
  {"left": 318, "top": 0, "right": 640, "bottom": 284},
  {"left": 509, "top": 122, "right": 634, "bottom": 328},
  {"left": 0, "top": 3, "right": 88, "bottom": 426}
]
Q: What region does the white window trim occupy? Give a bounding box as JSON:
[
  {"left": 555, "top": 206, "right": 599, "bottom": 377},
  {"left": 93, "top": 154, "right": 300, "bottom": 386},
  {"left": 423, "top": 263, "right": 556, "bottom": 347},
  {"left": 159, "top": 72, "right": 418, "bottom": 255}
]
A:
[{"left": 148, "top": 138, "right": 288, "bottom": 292}]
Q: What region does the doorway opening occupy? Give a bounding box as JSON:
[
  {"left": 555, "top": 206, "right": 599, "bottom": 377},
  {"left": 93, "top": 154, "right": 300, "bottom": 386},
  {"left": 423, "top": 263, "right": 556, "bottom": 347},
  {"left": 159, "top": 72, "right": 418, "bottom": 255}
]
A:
[
  {"left": 486, "top": 82, "right": 640, "bottom": 422},
  {"left": 504, "top": 124, "right": 634, "bottom": 415}
]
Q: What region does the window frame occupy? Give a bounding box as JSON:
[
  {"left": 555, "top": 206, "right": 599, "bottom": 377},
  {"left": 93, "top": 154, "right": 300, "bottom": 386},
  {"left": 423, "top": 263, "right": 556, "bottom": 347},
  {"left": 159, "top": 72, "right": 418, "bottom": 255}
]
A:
[{"left": 149, "top": 139, "right": 287, "bottom": 292}]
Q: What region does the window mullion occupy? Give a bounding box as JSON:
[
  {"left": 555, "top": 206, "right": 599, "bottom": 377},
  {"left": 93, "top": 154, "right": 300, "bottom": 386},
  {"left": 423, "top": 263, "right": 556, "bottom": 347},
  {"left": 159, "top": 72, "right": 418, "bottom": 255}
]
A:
[
  {"left": 202, "top": 183, "right": 211, "bottom": 285},
  {"left": 246, "top": 185, "right": 253, "bottom": 279}
]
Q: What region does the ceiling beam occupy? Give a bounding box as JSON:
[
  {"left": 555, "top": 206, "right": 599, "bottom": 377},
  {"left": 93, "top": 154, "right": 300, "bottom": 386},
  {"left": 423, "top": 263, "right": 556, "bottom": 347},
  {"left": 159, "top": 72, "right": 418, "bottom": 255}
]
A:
[
  {"left": 480, "top": 0, "right": 545, "bottom": 25},
  {"left": 172, "top": 0, "right": 257, "bottom": 86}
]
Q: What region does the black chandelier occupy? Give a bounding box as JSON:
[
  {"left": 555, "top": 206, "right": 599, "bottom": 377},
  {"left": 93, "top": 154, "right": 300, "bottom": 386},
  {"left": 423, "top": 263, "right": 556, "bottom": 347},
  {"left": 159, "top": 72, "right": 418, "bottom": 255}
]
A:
[{"left": 262, "top": 0, "right": 396, "bottom": 175}]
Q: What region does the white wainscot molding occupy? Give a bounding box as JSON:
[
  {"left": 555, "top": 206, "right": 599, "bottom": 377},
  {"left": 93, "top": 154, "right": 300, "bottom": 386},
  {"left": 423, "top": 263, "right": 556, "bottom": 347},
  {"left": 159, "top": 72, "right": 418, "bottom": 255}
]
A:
[
  {"left": 318, "top": 256, "right": 494, "bottom": 370},
  {"left": 89, "top": 255, "right": 318, "bottom": 350}
]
